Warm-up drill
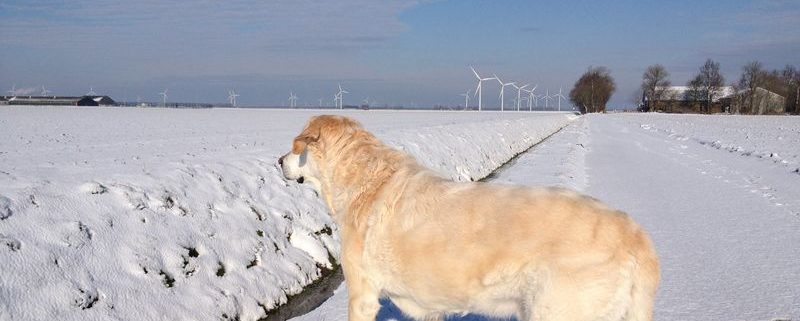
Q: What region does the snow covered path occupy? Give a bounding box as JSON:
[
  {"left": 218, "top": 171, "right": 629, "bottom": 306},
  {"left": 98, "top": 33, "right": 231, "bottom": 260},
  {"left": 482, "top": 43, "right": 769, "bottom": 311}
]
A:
[
  {"left": 296, "top": 114, "right": 800, "bottom": 321},
  {"left": 585, "top": 114, "right": 800, "bottom": 321}
]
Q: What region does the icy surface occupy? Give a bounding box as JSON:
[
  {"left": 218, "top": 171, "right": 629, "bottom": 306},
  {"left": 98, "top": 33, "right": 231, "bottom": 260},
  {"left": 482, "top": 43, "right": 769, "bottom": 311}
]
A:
[
  {"left": 294, "top": 113, "right": 800, "bottom": 321},
  {"left": 0, "top": 106, "right": 574, "bottom": 321}
]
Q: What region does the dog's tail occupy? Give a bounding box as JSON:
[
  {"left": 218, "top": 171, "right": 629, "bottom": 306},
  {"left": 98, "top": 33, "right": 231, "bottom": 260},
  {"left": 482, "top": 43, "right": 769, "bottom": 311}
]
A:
[{"left": 625, "top": 230, "right": 660, "bottom": 321}]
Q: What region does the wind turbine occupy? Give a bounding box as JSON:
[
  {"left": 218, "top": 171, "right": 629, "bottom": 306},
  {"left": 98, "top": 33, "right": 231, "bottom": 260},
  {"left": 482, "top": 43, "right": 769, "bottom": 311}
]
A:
[
  {"left": 318, "top": 98, "right": 323, "bottom": 107},
  {"left": 554, "top": 86, "right": 567, "bottom": 111},
  {"left": 460, "top": 90, "right": 471, "bottom": 110},
  {"left": 159, "top": 88, "right": 168, "bottom": 107},
  {"left": 335, "top": 83, "right": 348, "bottom": 109},
  {"left": 288, "top": 92, "right": 298, "bottom": 108},
  {"left": 511, "top": 83, "right": 530, "bottom": 111},
  {"left": 523, "top": 85, "right": 538, "bottom": 111},
  {"left": 228, "top": 89, "right": 239, "bottom": 107},
  {"left": 87, "top": 87, "right": 97, "bottom": 96},
  {"left": 543, "top": 89, "right": 553, "bottom": 109},
  {"left": 494, "top": 74, "right": 515, "bottom": 111},
  {"left": 470, "top": 66, "right": 495, "bottom": 111},
  {"left": 40, "top": 86, "right": 51, "bottom": 96},
  {"left": 6, "top": 84, "right": 16, "bottom": 96}
]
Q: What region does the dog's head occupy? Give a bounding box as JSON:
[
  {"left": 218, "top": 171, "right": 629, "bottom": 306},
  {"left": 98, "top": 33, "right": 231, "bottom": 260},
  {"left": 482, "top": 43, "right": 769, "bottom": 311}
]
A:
[{"left": 279, "top": 115, "right": 362, "bottom": 193}]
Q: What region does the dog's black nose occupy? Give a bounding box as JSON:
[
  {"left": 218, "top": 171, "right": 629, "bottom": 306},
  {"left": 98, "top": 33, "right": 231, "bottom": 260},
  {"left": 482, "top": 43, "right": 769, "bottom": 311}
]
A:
[
  {"left": 278, "top": 156, "right": 284, "bottom": 166},
  {"left": 297, "top": 177, "right": 305, "bottom": 184}
]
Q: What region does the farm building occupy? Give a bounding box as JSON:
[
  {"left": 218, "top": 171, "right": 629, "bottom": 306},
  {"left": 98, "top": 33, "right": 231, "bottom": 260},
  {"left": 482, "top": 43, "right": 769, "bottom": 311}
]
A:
[
  {"left": 643, "top": 86, "right": 786, "bottom": 114},
  {"left": 0, "top": 95, "right": 116, "bottom": 106},
  {"left": 725, "top": 87, "right": 786, "bottom": 115},
  {"left": 643, "top": 86, "right": 734, "bottom": 113}
]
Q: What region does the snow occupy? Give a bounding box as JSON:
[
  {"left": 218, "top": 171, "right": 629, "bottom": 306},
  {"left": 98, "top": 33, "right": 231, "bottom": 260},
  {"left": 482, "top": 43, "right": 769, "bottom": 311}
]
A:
[
  {"left": 5, "top": 107, "right": 796, "bottom": 321},
  {"left": 295, "top": 113, "right": 800, "bottom": 321},
  {"left": 0, "top": 106, "right": 575, "bottom": 321},
  {"left": 634, "top": 113, "right": 800, "bottom": 171},
  {"left": 586, "top": 114, "right": 800, "bottom": 321}
]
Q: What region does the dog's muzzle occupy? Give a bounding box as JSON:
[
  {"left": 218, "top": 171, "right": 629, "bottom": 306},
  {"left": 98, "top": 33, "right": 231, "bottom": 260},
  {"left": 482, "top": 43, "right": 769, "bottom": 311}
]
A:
[{"left": 278, "top": 154, "right": 305, "bottom": 184}]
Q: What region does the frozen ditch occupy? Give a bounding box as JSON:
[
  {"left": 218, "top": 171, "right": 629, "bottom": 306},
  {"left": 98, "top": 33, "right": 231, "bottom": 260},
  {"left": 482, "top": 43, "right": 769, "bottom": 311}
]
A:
[{"left": 0, "top": 107, "right": 577, "bottom": 321}]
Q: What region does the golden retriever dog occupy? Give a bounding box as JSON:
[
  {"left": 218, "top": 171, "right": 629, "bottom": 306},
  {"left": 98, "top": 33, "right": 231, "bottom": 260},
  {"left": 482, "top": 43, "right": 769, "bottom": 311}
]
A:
[{"left": 279, "top": 115, "right": 659, "bottom": 321}]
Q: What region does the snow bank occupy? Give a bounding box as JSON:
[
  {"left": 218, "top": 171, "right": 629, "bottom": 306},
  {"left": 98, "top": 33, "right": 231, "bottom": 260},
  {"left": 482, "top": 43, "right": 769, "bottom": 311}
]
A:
[
  {"left": 0, "top": 107, "right": 575, "bottom": 321},
  {"left": 628, "top": 114, "right": 800, "bottom": 171}
]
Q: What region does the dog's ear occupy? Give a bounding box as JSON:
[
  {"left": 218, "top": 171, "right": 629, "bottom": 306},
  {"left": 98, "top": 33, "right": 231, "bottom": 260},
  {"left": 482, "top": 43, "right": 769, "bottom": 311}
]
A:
[
  {"left": 292, "top": 116, "right": 322, "bottom": 154},
  {"left": 292, "top": 129, "right": 319, "bottom": 154}
]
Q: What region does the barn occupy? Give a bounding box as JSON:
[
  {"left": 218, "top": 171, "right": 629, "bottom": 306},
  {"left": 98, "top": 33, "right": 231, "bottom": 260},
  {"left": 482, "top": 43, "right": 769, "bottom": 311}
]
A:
[{"left": 0, "top": 95, "right": 116, "bottom": 106}]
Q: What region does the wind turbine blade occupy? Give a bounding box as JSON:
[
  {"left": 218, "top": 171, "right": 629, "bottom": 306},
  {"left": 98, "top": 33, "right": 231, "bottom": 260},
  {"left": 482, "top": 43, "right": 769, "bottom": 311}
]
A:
[
  {"left": 470, "top": 66, "right": 480, "bottom": 79},
  {"left": 493, "top": 74, "right": 502, "bottom": 84}
]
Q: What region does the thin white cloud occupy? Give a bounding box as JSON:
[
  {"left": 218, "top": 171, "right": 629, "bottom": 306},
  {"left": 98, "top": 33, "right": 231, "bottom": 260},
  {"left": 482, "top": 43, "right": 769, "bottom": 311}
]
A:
[{"left": 0, "top": 1, "right": 424, "bottom": 50}]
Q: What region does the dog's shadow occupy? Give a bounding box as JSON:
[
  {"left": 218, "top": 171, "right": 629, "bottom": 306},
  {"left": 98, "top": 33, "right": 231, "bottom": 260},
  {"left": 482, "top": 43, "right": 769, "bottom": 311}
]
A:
[{"left": 377, "top": 298, "right": 517, "bottom": 321}]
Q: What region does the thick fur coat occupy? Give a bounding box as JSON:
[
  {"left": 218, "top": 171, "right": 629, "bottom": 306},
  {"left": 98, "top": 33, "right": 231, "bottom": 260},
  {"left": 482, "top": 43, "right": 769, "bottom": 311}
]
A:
[{"left": 280, "top": 115, "right": 659, "bottom": 321}]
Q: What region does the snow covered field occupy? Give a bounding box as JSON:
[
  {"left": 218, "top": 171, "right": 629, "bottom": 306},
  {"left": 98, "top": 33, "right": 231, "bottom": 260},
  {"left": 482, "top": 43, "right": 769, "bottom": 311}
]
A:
[
  {"left": 2, "top": 108, "right": 797, "bottom": 321},
  {"left": 295, "top": 113, "right": 800, "bottom": 321},
  {"left": 0, "top": 106, "right": 575, "bottom": 321},
  {"left": 631, "top": 113, "right": 800, "bottom": 172}
]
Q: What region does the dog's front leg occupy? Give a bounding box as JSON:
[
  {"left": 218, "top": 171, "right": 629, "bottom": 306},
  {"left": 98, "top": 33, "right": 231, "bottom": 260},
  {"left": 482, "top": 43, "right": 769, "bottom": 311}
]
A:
[
  {"left": 344, "top": 268, "right": 380, "bottom": 321},
  {"left": 342, "top": 238, "right": 380, "bottom": 321}
]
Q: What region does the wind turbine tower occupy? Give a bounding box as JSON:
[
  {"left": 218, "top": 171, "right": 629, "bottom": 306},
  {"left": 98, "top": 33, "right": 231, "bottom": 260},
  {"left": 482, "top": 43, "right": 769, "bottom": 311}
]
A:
[
  {"left": 335, "top": 84, "right": 348, "bottom": 109},
  {"left": 228, "top": 90, "right": 240, "bottom": 107},
  {"left": 460, "top": 90, "right": 470, "bottom": 110},
  {"left": 524, "top": 85, "right": 538, "bottom": 111},
  {"left": 544, "top": 89, "right": 553, "bottom": 109},
  {"left": 159, "top": 88, "right": 168, "bottom": 107},
  {"left": 40, "top": 86, "right": 51, "bottom": 96},
  {"left": 512, "top": 83, "right": 529, "bottom": 111},
  {"left": 288, "top": 92, "right": 298, "bottom": 108},
  {"left": 555, "top": 86, "right": 567, "bottom": 111},
  {"left": 494, "top": 75, "right": 515, "bottom": 111},
  {"left": 470, "top": 66, "right": 495, "bottom": 111}
]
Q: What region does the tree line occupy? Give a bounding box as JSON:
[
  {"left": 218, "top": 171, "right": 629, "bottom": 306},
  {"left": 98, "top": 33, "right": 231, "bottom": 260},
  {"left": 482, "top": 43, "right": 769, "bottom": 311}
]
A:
[
  {"left": 641, "top": 60, "right": 799, "bottom": 115},
  {"left": 568, "top": 61, "right": 799, "bottom": 114}
]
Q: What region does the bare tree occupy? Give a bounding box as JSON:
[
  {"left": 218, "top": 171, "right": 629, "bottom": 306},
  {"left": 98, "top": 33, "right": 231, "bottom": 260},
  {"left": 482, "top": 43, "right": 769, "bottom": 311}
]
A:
[
  {"left": 738, "top": 61, "right": 766, "bottom": 114},
  {"left": 569, "top": 66, "right": 616, "bottom": 114},
  {"left": 688, "top": 59, "right": 725, "bottom": 113},
  {"left": 641, "top": 64, "right": 671, "bottom": 112},
  {"left": 781, "top": 65, "right": 799, "bottom": 114}
]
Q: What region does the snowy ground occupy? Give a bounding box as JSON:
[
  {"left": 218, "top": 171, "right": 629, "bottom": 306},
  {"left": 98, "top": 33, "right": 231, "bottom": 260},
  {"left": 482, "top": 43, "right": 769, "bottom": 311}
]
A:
[
  {"left": 293, "top": 113, "right": 799, "bottom": 321},
  {"left": 0, "top": 106, "right": 575, "bottom": 321}
]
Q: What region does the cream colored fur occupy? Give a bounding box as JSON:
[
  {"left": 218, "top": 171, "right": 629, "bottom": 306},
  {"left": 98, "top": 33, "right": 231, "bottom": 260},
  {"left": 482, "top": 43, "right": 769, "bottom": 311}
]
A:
[{"left": 280, "top": 115, "right": 660, "bottom": 321}]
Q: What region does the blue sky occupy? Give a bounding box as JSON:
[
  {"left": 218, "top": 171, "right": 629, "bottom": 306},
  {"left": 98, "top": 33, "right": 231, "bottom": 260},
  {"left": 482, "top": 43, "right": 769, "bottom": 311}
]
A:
[{"left": 1, "top": 0, "right": 797, "bottom": 108}]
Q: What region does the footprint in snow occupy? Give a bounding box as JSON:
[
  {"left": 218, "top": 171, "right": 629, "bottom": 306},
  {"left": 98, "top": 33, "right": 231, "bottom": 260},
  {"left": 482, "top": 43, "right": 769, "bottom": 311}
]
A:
[
  {"left": 72, "top": 287, "right": 100, "bottom": 310},
  {"left": 80, "top": 182, "right": 108, "bottom": 195},
  {"left": 0, "top": 234, "right": 21, "bottom": 252},
  {"left": 64, "top": 221, "right": 93, "bottom": 248},
  {"left": 0, "top": 195, "right": 13, "bottom": 220}
]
